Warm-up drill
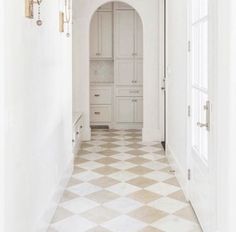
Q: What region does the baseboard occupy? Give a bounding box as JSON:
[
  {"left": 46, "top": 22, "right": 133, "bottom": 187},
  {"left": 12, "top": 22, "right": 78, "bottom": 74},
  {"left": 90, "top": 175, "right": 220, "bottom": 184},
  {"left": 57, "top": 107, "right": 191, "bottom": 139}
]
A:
[
  {"left": 36, "top": 157, "right": 74, "bottom": 232},
  {"left": 142, "top": 128, "right": 162, "bottom": 142},
  {"left": 166, "top": 145, "right": 189, "bottom": 200}
]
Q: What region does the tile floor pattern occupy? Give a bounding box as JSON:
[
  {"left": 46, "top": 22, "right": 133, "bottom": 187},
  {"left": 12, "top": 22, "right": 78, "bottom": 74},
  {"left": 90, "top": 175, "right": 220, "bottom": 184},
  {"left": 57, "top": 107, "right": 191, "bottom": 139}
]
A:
[{"left": 48, "top": 130, "right": 202, "bottom": 232}]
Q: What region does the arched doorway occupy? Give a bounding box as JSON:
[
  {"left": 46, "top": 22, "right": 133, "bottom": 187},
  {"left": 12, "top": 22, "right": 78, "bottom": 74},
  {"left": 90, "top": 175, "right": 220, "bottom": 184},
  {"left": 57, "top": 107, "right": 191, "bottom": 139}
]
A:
[
  {"left": 89, "top": 2, "right": 143, "bottom": 130},
  {"left": 72, "top": 0, "right": 164, "bottom": 142}
]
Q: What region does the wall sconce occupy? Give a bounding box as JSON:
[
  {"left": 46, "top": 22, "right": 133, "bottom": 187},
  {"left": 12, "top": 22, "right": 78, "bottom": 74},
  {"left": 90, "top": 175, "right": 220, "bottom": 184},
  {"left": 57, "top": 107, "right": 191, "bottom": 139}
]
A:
[
  {"left": 25, "top": 0, "right": 43, "bottom": 26},
  {"left": 59, "top": 0, "right": 71, "bottom": 37}
]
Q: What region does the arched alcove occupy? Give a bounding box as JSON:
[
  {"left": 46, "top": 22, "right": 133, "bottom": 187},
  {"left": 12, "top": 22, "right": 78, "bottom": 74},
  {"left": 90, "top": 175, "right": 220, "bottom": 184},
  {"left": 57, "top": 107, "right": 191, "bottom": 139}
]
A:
[
  {"left": 89, "top": 2, "right": 144, "bottom": 130},
  {"left": 72, "top": 0, "right": 164, "bottom": 142}
]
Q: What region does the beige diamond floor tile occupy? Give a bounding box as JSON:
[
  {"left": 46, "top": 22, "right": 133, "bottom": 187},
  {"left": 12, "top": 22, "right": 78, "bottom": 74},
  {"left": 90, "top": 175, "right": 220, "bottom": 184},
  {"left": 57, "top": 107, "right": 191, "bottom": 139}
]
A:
[
  {"left": 100, "top": 143, "right": 120, "bottom": 149},
  {"left": 81, "top": 206, "right": 119, "bottom": 224},
  {"left": 93, "top": 166, "right": 119, "bottom": 175},
  {"left": 128, "top": 206, "right": 167, "bottom": 224},
  {"left": 90, "top": 176, "right": 119, "bottom": 188},
  {"left": 110, "top": 153, "right": 135, "bottom": 161},
  {"left": 60, "top": 190, "right": 78, "bottom": 203},
  {"left": 163, "top": 177, "right": 180, "bottom": 187},
  {"left": 167, "top": 190, "right": 188, "bottom": 203},
  {"left": 128, "top": 190, "right": 161, "bottom": 204},
  {"left": 74, "top": 157, "right": 89, "bottom": 164},
  {"left": 98, "top": 150, "right": 119, "bottom": 156},
  {"left": 127, "top": 149, "right": 148, "bottom": 156},
  {"left": 174, "top": 205, "right": 199, "bottom": 223},
  {"left": 66, "top": 178, "right": 83, "bottom": 187},
  {"left": 73, "top": 166, "right": 87, "bottom": 174},
  {"left": 126, "top": 143, "right": 144, "bottom": 149},
  {"left": 51, "top": 207, "right": 74, "bottom": 223},
  {"left": 96, "top": 157, "right": 119, "bottom": 165},
  {"left": 109, "top": 161, "right": 136, "bottom": 170},
  {"left": 128, "top": 177, "right": 157, "bottom": 188},
  {"left": 127, "top": 166, "right": 153, "bottom": 175},
  {"left": 86, "top": 190, "right": 119, "bottom": 204},
  {"left": 127, "top": 157, "right": 150, "bottom": 165}
]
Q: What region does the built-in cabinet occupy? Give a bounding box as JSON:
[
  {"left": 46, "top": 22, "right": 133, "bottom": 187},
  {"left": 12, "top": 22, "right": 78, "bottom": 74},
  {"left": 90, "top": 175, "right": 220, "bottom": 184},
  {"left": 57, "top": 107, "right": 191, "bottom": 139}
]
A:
[{"left": 90, "top": 2, "right": 143, "bottom": 129}]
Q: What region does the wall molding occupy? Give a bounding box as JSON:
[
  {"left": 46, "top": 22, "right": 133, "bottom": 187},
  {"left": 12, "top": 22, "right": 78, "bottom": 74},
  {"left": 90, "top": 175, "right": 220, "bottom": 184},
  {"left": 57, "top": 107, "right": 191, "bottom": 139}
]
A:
[{"left": 36, "top": 157, "right": 74, "bottom": 232}]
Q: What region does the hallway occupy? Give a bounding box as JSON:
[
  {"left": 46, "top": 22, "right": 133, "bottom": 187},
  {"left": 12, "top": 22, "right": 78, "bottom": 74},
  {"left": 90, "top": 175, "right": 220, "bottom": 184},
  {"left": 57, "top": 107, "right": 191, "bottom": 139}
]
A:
[{"left": 48, "top": 130, "right": 201, "bottom": 232}]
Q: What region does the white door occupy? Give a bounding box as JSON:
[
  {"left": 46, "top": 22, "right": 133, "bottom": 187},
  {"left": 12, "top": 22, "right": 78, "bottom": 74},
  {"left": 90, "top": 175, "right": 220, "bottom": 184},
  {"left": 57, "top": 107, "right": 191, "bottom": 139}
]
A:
[
  {"left": 188, "top": 0, "right": 216, "bottom": 231},
  {"left": 115, "top": 10, "right": 135, "bottom": 58},
  {"left": 115, "top": 97, "right": 134, "bottom": 123},
  {"left": 90, "top": 12, "right": 99, "bottom": 58},
  {"left": 134, "top": 98, "right": 143, "bottom": 123},
  {"left": 99, "top": 11, "right": 113, "bottom": 58},
  {"left": 115, "top": 60, "right": 134, "bottom": 85}
]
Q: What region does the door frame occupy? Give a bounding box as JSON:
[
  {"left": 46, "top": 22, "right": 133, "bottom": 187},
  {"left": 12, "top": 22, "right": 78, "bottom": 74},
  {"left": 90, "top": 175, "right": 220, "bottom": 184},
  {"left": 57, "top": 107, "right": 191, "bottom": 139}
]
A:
[{"left": 186, "top": 0, "right": 218, "bottom": 230}]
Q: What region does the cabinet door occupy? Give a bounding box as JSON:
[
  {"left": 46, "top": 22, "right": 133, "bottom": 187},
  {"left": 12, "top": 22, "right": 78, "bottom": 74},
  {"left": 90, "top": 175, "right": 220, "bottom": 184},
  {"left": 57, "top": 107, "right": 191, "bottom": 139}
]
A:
[
  {"left": 115, "top": 10, "right": 135, "bottom": 58},
  {"left": 116, "top": 97, "right": 134, "bottom": 123},
  {"left": 135, "top": 60, "right": 143, "bottom": 85},
  {"left": 134, "top": 98, "right": 143, "bottom": 123},
  {"left": 90, "top": 12, "right": 99, "bottom": 58},
  {"left": 115, "top": 60, "right": 134, "bottom": 85},
  {"left": 135, "top": 13, "right": 143, "bottom": 59},
  {"left": 99, "top": 12, "right": 113, "bottom": 59}
]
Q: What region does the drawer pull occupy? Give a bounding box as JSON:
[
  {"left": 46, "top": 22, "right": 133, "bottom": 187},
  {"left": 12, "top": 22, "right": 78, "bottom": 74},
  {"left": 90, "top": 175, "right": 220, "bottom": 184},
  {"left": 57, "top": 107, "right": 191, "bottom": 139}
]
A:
[
  {"left": 94, "top": 112, "right": 101, "bottom": 115},
  {"left": 94, "top": 94, "right": 100, "bottom": 97},
  {"left": 76, "top": 132, "right": 79, "bottom": 135}
]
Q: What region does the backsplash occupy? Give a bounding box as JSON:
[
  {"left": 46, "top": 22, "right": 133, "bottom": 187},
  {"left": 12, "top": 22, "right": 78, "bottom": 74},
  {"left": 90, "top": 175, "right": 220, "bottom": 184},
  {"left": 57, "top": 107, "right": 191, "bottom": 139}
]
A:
[{"left": 90, "top": 60, "right": 114, "bottom": 83}]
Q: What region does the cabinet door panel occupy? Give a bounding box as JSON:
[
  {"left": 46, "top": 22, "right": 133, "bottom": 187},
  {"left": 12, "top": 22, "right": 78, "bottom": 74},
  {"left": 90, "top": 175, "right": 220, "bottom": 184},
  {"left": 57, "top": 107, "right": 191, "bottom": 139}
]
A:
[
  {"left": 90, "top": 12, "right": 99, "bottom": 58},
  {"left": 135, "top": 60, "right": 143, "bottom": 85},
  {"left": 135, "top": 13, "right": 143, "bottom": 58},
  {"left": 100, "top": 12, "right": 113, "bottom": 58},
  {"left": 115, "top": 10, "right": 135, "bottom": 58},
  {"left": 134, "top": 98, "right": 143, "bottom": 123},
  {"left": 116, "top": 97, "right": 134, "bottom": 123},
  {"left": 115, "top": 60, "right": 134, "bottom": 85}
]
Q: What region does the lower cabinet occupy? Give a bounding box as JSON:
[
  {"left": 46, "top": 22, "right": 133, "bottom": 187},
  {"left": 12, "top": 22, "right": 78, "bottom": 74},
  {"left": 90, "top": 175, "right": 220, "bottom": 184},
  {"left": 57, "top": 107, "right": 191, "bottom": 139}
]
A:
[
  {"left": 90, "top": 105, "right": 112, "bottom": 122},
  {"left": 115, "top": 97, "right": 143, "bottom": 123}
]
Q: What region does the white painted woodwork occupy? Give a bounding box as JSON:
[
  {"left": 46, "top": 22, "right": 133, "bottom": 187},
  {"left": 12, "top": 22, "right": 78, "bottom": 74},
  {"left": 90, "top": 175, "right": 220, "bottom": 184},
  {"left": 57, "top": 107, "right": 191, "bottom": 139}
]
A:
[
  {"left": 90, "top": 12, "right": 99, "bottom": 58},
  {"left": 90, "top": 11, "right": 113, "bottom": 59},
  {"left": 115, "top": 97, "right": 134, "bottom": 123},
  {"left": 115, "top": 87, "right": 143, "bottom": 97},
  {"left": 115, "top": 59, "right": 134, "bottom": 85},
  {"left": 115, "top": 10, "right": 135, "bottom": 59},
  {"left": 98, "top": 3, "right": 113, "bottom": 11},
  {"left": 135, "top": 60, "right": 143, "bottom": 85},
  {"left": 99, "top": 12, "right": 113, "bottom": 58},
  {"left": 135, "top": 13, "right": 143, "bottom": 59},
  {"left": 90, "top": 86, "right": 112, "bottom": 104},
  {"left": 90, "top": 105, "right": 112, "bottom": 122},
  {"left": 134, "top": 98, "right": 143, "bottom": 123}
]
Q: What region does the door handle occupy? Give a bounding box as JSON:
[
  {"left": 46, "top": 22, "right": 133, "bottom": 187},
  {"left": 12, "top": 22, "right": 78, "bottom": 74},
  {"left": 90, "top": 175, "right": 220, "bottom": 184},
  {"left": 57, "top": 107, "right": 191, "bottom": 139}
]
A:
[
  {"left": 94, "top": 94, "right": 100, "bottom": 97},
  {"left": 197, "top": 101, "right": 210, "bottom": 131}
]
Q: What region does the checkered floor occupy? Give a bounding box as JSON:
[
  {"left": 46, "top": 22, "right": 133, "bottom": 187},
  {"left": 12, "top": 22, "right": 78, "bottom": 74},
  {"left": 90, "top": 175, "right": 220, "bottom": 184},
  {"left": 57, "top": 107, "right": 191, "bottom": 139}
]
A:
[{"left": 48, "top": 130, "right": 202, "bottom": 232}]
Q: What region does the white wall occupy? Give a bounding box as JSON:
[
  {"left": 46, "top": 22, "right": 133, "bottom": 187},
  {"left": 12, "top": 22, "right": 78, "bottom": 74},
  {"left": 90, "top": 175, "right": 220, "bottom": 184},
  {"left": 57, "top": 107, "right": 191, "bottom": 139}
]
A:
[
  {"left": 72, "top": 0, "right": 164, "bottom": 142},
  {"left": 166, "top": 0, "right": 189, "bottom": 193},
  {"left": 4, "top": 1, "right": 73, "bottom": 232}
]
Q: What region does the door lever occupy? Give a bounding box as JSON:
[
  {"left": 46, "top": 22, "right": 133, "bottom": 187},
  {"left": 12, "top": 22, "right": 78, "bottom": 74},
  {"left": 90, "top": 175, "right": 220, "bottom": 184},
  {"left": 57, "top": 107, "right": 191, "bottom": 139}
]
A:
[{"left": 197, "top": 101, "right": 210, "bottom": 131}]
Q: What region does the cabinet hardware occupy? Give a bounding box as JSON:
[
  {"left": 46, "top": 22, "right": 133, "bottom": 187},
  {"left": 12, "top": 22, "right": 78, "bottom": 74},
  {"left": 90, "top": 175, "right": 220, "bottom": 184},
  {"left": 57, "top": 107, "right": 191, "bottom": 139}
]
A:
[
  {"left": 94, "top": 112, "right": 101, "bottom": 115},
  {"left": 80, "top": 126, "right": 83, "bottom": 129},
  {"left": 76, "top": 132, "right": 79, "bottom": 135},
  {"left": 72, "top": 139, "right": 75, "bottom": 142},
  {"left": 94, "top": 94, "right": 100, "bottom": 97}
]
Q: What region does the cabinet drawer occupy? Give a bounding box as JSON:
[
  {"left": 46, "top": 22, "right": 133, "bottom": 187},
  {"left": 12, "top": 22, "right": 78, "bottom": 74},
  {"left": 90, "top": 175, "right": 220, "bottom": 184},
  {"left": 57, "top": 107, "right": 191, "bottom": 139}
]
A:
[
  {"left": 116, "top": 87, "right": 143, "bottom": 97},
  {"left": 90, "top": 87, "right": 112, "bottom": 104},
  {"left": 91, "top": 105, "right": 111, "bottom": 122}
]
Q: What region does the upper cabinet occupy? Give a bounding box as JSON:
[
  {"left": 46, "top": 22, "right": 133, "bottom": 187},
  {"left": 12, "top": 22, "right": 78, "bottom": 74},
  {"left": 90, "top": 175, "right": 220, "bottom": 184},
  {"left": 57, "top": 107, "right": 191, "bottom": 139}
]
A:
[
  {"left": 90, "top": 9, "right": 113, "bottom": 59},
  {"left": 114, "top": 9, "right": 143, "bottom": 59}
]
